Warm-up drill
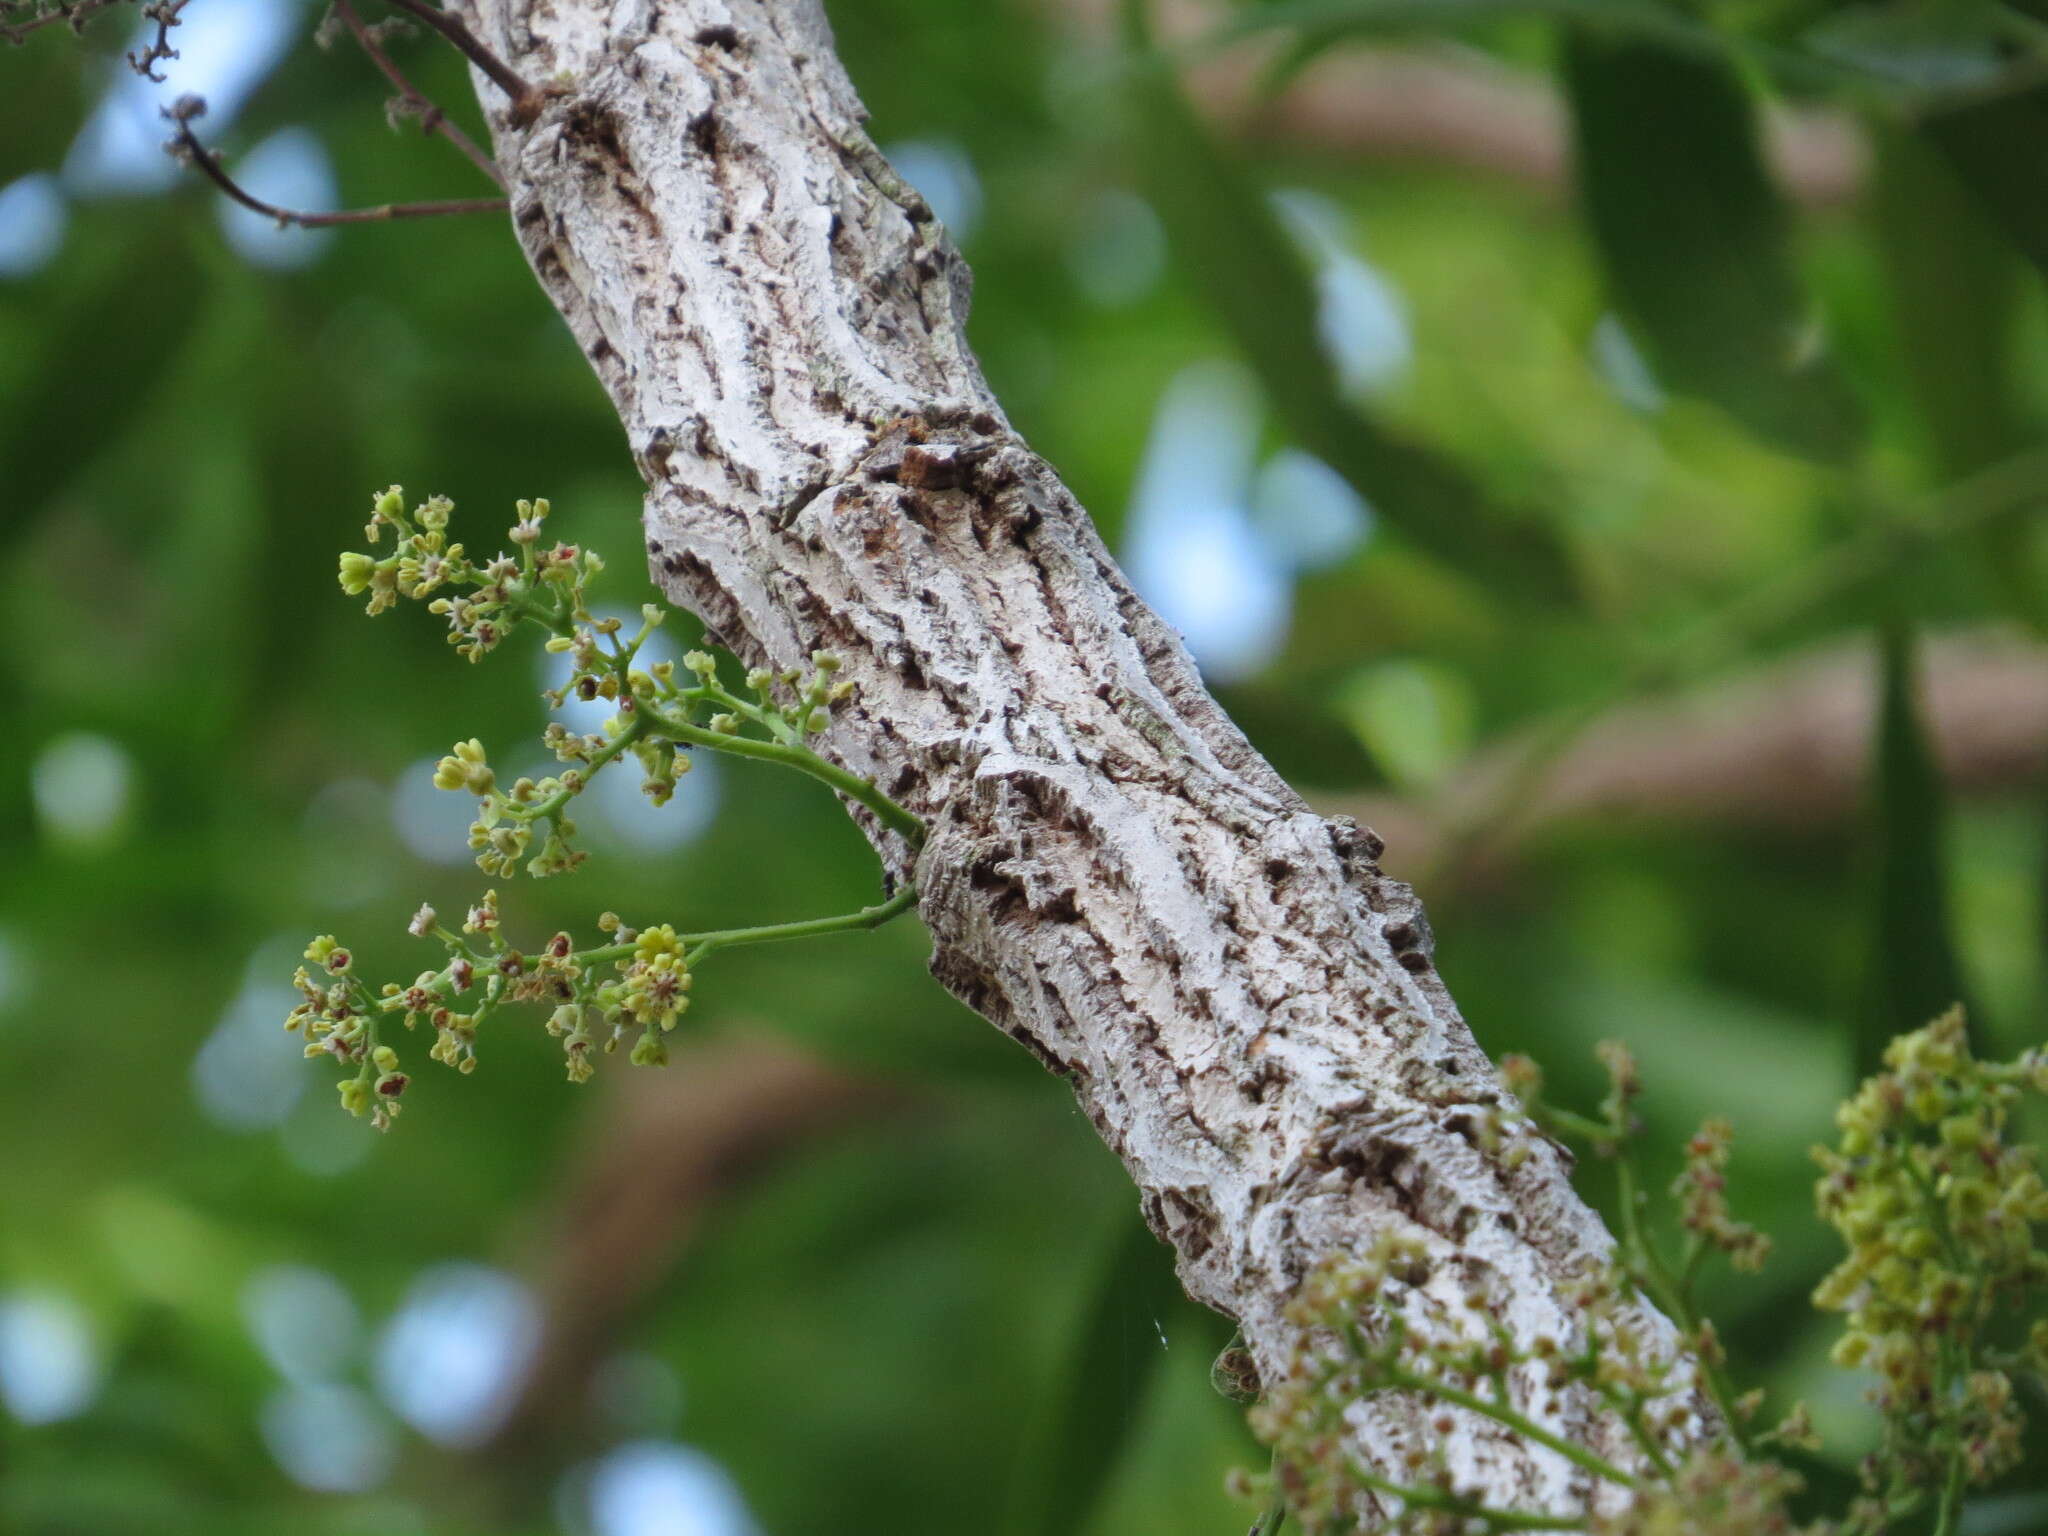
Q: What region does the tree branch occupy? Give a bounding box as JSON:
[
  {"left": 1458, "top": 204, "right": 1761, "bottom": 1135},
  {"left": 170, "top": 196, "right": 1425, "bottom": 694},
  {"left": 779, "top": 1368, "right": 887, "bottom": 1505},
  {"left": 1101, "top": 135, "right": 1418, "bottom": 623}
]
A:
[
  {"left": 1331, "top": 627, "right": 2048, "bottom": 884},
  {"left": 0, "top": 0, "right": 123, "bottom": 44},
  {"left": 484, "top": 1035, "right": 889, "bottom": 1462},
  {"left": 381, "top": 0, "right": 546, "bottom": 125},
  {"left": 165, "top": 99, "right": 509, "bottom": 225},
  {"left": 332, "top": 0, "right": 508, "bottom": 191},
  {"left": 453, "top": 0, "right": 1706, "bottom": 1519},
  {"left": 1045, "top": 0, "right": 1866, "bottom": 206}
]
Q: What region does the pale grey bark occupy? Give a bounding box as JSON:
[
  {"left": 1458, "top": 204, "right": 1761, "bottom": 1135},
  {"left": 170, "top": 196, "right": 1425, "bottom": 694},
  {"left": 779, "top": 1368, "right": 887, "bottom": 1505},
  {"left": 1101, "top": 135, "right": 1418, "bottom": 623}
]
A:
[{"left": 457, "top": 0, "right": 1701, "bottom": 1516}]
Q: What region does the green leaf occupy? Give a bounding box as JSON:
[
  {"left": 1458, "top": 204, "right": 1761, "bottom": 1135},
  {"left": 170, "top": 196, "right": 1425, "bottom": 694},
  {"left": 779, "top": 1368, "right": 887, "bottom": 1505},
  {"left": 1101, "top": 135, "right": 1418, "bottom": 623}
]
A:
[
  {"left": 1119, "top": 0, "right": 1582, "bottom": 604},
  {"left": 1000, "top": 1209, "right": 1186, "bottom": 1536},
  {"left": 1559, "top": 32, "right": 1862, "bottom": 460},
  {"left": 1919, "top": 84, "right": 2048, "bottom": 283},
  {"left": 1854, "top": 616, "right": 1975, "bottom": 1078},
  {"left": 1871, "top": 124, "right": 2047, "bottom": 629}
]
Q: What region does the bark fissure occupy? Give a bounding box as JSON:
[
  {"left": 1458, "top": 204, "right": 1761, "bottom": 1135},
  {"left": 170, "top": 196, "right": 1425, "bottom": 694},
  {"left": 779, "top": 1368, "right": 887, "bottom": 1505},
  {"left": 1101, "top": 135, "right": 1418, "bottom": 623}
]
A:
[{"left": 460, "top": 0, "right": 1703, "bottom": 1516}]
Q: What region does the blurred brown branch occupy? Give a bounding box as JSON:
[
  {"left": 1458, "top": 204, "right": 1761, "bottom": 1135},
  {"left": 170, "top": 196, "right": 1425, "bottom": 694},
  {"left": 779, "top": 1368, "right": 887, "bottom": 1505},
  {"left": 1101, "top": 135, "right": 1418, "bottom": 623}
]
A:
[
  {"left": 484, "top": 1034, "right": 896, "bottom": 1460},
  {"left": 1332, "top": 628, "right": 2048, "bottom": 881},
  {"left": 1050, "top": 0, "right": 1865, "bottom": 205}
]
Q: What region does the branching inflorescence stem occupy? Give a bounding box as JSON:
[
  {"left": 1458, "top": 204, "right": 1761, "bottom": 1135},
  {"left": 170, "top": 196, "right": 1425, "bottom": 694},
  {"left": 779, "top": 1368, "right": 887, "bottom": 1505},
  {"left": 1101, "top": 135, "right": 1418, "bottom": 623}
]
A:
[{"left": 286, "top": 489, "right": 925, "bottom": 1129}]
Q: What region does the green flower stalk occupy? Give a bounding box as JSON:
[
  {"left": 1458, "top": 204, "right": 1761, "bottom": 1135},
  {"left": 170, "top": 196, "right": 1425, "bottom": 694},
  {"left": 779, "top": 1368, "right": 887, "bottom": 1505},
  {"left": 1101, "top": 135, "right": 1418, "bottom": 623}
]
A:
[{"left": 290, "top": 488, "right": 925, "bottom": 1128}]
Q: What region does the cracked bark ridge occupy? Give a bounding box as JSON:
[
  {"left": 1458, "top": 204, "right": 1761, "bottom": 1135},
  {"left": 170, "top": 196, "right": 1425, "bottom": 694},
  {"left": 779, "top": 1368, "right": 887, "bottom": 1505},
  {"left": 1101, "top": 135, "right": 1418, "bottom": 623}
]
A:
[{"left": 460, "top": 0, "right": 1704, "bottom": 1516}]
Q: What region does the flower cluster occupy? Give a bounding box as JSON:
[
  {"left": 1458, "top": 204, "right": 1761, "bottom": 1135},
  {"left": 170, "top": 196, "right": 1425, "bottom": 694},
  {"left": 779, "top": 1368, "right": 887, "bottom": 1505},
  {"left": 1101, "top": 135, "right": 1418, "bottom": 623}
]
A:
[
  {"left": 1583, "top": 1445, "right": 1805, "bottom": 1536},
  {"left": 1812, "top": 1007, "right": 2048, "bottom": 1512},
  {"left": 291, "top": 488, "right": 924, "bottom": 1128},
  {"left": 341, "top": 487, "right": 599, "bottom": 657},
  {"left": 341, "top": 488, "right": 861, "bottom": 884},
  {"left": 1248, "top": 1227, "right": 1725, "bottom": 1535},
  {"left": 286, "top": 935, "right": 412, "bottom": 1131},
  {"left": 1238, "top": 1040, "right": 1822, "bottom": 1536},
  {"left": 1673, "top": 1120, "right": 1772, "bottom": 1275},
  {"left": 288, "top": 895, "right": 705, "bottom": 1113}
]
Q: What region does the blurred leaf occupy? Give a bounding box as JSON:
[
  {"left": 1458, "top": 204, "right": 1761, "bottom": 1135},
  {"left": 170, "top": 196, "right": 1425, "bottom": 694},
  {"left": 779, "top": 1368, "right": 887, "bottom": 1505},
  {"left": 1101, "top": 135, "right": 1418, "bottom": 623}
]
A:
[
  {"left": 1000, "top": 1210, "right": 1184, "bottom": 1536},
  {"left": 1919, "top": 84, "right": 2048, "bottom": 282},
  {"left": 1854, "top": 617, "right": 1975, "bottom": 1077},
  {"left": 1204, "top": 0, "right": 1858, "bottom": 92},
  {"left": 1958, "top": 1485, "right": 2048, "bottom": 1535},
  {"left": 1871, "top": 125, "right": 2047, "bottom": 628},
  {"left": 1209, "top": 0, "right": 1728, "bottom": 59},
  {"left": 1120, "top": 0, "right": 1583, "bottom": 604},
  {"left": 1872, "top": 126, "right": 2024, "bottom": 476},
  {"left": 1335, "top": 657, "right": 1476, "bottom": 792},
  {"left": 1799, "top": 5, "right": 2008, "bottom": 94},
  {"left": 1560, "top": 33, "right": 1861, "bottom": 460},
  {"left": 0, "top": 220, "right": 209, "bottom": 532}
]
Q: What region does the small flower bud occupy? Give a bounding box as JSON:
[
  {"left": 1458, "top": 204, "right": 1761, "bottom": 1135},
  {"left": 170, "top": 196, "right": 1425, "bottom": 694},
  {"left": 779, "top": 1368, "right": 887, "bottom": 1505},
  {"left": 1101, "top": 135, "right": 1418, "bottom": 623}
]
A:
[{"left": 337, "top": 551, "right": 378, "bottom": 596}]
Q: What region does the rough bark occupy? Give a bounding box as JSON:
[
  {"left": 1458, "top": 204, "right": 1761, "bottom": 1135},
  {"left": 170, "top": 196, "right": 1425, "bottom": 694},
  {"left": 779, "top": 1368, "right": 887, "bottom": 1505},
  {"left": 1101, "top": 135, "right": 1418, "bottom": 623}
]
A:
[{"left": 457, "top": 0, "right": 1700, "bottom": 1516}]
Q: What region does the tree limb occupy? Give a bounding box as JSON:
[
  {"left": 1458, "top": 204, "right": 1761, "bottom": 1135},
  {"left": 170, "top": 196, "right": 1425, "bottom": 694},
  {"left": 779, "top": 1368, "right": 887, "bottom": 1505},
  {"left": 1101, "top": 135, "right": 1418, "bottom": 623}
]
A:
[
  {"left": 1049, "top": 0, "right": 1866, "bottom": 206},
  {"left": 486, "top": 1034, "right": 888, "bottom": 1461},
  {"left": 1335, "top": 627, "right": 2048, "bottom": 884},
  {"left": 453, "top": 0, "right": 1704, "bottom": 1517}
]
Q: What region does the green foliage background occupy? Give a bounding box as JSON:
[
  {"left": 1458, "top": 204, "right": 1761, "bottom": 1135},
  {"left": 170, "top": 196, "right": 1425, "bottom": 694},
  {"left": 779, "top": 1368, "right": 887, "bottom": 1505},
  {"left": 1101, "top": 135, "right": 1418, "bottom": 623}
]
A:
[{"left": 3, "top": 0, "right": 2048, "bottom": 1531}]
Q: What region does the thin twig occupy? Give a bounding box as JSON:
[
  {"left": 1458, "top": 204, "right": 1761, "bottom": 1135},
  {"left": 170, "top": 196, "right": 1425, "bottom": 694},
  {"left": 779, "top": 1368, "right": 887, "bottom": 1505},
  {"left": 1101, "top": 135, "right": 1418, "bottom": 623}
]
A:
[
  {"left": 126, "top": 0, "right": 185, "bottom": 79},
  {"left": 0, "top": 0, "right": 111, "bottom": 42},
  {"left": 331, "top": 0, "right": 507, "bottom": 190},
  {"left": 378, "top": 0, "right": 545, "bottom": 125},
  {"left": 165, "top": 104, "right": 508, "bottom": 226}
]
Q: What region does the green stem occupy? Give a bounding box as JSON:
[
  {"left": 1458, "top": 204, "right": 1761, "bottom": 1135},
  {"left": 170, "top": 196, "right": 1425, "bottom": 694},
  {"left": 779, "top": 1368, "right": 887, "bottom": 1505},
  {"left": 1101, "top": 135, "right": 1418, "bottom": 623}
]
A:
[
  {"left": 1677, "top": 1235, "right": 1707, "bottom": 1305},
  {"left": 1247, "top": 1450, "right": 1289, "bottom": 1536},
  {"left": 1613, "top": 1158, "right": 1752, "bottom": 1453},
  {"left": 1347, "top": 1465, "right": 1588, "bottom": 1532},
  {"left": 653, "top": 712, "right": 925, "bottom": 847},
  {"left": 1932, "top": 1442, "right": 1967, "bottom": 1536},
  {"left": 1378, "top": 1367, "right": 1638, "bottom": 1489},
  {"left": 576, "top": 884, "right": 920, "bottom": 969},
  {"left": 1611, "top": 1391, "right": 1676, "bottom": 1480},
  {"left": 1535, "top": 1105, "right": 1615, "bottom": 1144},
  {"left": 509, "top": 586, "right": 572, "bottom": 637},
  {"left": 506, "top": 713, "right": 647, "bottom": 822}
]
